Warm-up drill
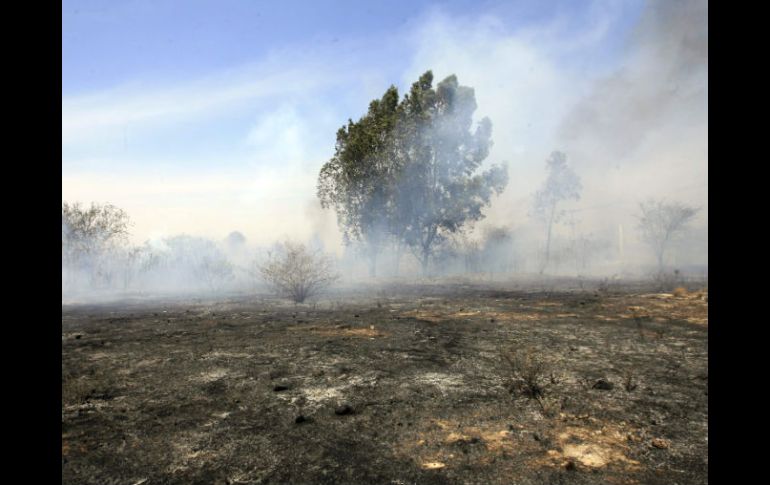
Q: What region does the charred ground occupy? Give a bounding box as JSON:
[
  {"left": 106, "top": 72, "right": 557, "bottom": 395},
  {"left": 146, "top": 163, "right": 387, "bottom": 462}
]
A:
[{"left": 62, "top": 279, "right": 708, "bottom": 485}]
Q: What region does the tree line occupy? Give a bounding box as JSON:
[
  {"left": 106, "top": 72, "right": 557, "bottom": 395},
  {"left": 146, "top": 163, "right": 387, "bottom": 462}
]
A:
[{"left": 62, "top": 70, "right": 702, "bottom": 300}]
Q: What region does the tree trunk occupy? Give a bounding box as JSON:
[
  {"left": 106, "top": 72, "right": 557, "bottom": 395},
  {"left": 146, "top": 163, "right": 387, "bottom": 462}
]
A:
[{"left": 421, "top": 226, "right": 437, "bottom": 277}]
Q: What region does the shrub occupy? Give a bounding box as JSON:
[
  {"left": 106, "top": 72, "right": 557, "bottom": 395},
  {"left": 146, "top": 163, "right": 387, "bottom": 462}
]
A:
[
  {"left": 260, "top": 241, "right": 340, "bottom": 303},
  {"left": 502, "top": 346, "right": 550, "bottom": 398},
  {"left": 672, "top": 286, "right": 688, "bottom": 297},
  {"left": 652, "top": 269, "right": 685, "bottom": 292}
]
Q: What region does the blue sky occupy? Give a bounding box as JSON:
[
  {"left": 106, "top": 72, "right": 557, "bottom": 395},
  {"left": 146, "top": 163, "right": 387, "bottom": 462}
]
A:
[
  {"left": 63, "top": 0, "right": 642, "bottom": 94},
  {"left": 62, "top": 0, "right": 706, "bottom": 254}
]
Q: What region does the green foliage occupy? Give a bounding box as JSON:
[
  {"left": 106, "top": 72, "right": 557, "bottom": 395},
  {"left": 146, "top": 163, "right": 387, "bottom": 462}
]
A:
[
  {"left": 317, "top": 86, "right": 400, "bottom": 247},
  {"left": 318, "top": 70, "right": 508, "bottom": 274}
]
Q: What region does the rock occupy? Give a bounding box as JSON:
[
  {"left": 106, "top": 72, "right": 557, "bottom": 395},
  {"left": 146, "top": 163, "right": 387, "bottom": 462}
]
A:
[
  {"left": 592, "top": 379, "right": 614, "bottom": 390},
  {"left": 295, "top": 415, "right": 307, "bottom": 424},
  {"left": 335, "top": 404, "right": 353, "bottom": 415},
  {"left": 651, "top": 438, "right": 670, "bottom": 449},
  {"left": 565, "top": 459, "right": 577, "bottom": 471},
  {"left": 273, "top": 385, "right": 289, "bottom": 392}
]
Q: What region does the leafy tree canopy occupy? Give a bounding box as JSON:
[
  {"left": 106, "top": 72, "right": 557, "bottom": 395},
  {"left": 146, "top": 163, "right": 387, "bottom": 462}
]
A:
[{"left": 318, "top": 70, "right": 508, "bottom": 273}]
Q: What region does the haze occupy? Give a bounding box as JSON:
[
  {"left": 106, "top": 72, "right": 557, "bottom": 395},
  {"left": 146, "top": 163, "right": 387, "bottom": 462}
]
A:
[{"left": 62, "top": 0, "right": 707, "bottom": 269}]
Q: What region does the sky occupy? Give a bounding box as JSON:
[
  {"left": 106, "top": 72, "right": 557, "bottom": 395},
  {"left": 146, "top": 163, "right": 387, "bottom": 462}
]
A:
[{"left": 62, "top": 0, "right": 707, "bottom": 264}]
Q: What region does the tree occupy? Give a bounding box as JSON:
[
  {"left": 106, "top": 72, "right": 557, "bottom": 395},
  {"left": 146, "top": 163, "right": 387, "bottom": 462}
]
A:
[
  {"left": 318, "top": 71, "right": 508, "bottom": 275},
  {"left": 532, "top": 151, "right": 581, "bottom": 274},
  {"left": 62, "top": 201, "right": 131, "bottom": 259},
  {"left": 318, "top": 86, "right": 400, "bottom": 277},
  {"left": 62, "top": 201, "right": 132, "bottom": 288},
  {"left": 260, "top": 241, "right": 340, "bottom": 303},
  {"left": 637, "top": 199, "right": 699, "bottom": 272},
  {"left": 393, "top": 72, "right": 509, "bottom": 274}
]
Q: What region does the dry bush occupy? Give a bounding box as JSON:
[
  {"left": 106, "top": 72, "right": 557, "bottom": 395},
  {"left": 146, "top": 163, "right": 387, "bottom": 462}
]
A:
[
  {"left": 597, "top": 278, "right": 610, "bottom": 293},
  {"left": 502, "top": 346, "right": 551, "bottom": 398},
  {"left": 652, "top": 269, "right": 685, "bottom": 291},
  {"left": 672, "top": 286, "right": 688, "bottom": 297},
  {"left": 624, "top": 370, "right": 638, "bottom": 392},
  {"left": 260, "top": 241, "right": 340, "bottom": 303},
  {"left": 535, "top": 395, "right": 561, "bottom": 418}
]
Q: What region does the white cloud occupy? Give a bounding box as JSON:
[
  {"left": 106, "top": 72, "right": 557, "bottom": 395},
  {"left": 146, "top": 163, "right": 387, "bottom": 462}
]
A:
[{"left": 62, "top": 49, "right": 351, "bottom": 146}]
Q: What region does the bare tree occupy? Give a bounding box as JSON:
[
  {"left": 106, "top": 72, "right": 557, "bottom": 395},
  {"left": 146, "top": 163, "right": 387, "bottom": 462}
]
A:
[
  {"left": 532, "top": 152, "right": 581, "bottom": 274},
  {"left": 62, "top": 201, "right": 132, "bottom": 288},
  {"left": 637, "top": 199, "right": 699, "bottom": 272},
  {"left": 62, "top": 201, "right": 131, "bottom": 258},
  {"left": 260, "top": 241, "right": 340, "bottom": 303}
]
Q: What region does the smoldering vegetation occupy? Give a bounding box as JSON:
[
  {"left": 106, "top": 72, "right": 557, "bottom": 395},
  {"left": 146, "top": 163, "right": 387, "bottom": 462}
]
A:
[
  {"left": 62, "top": 0, "right": 707, "bottom": 305},
  {"left": 62, "top": 195, "right": 705, "bottom": 306}
]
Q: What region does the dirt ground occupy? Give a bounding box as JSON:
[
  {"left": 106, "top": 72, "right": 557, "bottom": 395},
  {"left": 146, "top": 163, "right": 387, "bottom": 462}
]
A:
[{"left": 62, "top": 279, "right": 708, "bottom": 485}]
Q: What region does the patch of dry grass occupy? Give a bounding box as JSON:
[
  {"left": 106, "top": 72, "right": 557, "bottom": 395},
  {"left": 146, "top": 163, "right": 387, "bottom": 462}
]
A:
[{"left": 672, "top": 287, "right": 688, "bottom": 298}]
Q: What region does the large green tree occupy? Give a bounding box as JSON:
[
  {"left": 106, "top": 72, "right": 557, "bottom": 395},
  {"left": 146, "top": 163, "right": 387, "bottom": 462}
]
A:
[
  {"left": 318, "top": 71, "right": 508, "bottom": 275},
  {"left": 317, "top": 86, "right": 399, "bottom": 276}
]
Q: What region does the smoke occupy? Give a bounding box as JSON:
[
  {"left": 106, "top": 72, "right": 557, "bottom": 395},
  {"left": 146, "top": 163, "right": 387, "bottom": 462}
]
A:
[
  {"left": 63, "top": 1, "right": 708, "bottom": 298},
  {"left": 399, "top": 0, "right": 707, "bottom": 272},
  {"left": 556, "top": 0, "right": 707, "bottom": 267}
]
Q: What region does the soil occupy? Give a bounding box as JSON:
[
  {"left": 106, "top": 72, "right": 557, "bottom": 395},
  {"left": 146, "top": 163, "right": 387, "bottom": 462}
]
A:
[{"left": 62, "top": 280, "right": 708, "bottom": 485}]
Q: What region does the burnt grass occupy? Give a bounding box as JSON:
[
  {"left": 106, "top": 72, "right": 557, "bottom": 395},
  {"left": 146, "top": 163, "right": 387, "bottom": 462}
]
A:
[{"left": 62, "top": 280, "right": 708, "bottom": 485}]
